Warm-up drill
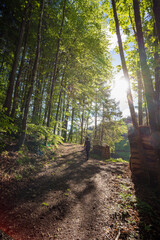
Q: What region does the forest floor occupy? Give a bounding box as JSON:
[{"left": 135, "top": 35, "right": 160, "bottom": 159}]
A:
[{"left": 0, "top": 143, "right": 160, "bottom": 240}]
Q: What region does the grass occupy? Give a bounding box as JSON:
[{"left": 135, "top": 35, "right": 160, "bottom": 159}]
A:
[{"left": 105, "top": 157, "right": 128, "bottom": 163}]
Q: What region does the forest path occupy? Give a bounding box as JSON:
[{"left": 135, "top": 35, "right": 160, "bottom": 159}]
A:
[{"left": 0, "top": 143, "right": 138, "bottom": 240}]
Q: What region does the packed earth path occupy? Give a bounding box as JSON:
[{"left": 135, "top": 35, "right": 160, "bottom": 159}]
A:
[{"left": 0, "top": 143, "right": 140, "bottom": 240}]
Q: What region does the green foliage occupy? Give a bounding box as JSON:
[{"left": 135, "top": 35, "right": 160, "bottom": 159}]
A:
[
  {"left": 0, "top": 107, "right": 18, "bottom": 152},
  {"left": 17, "top": 145, "right": 30, "bottom": 164},
  {"left": 114, "top": 138, "right": 130, "bottom": 160},
  {"left": 26, "top": 123, "right": 63, "bottom": 152},
  {"left": 41, "top": 202, "right": 49, "bottom": 207},
  {"left": 105, "top": 157, "right": 128, "bottom": 163},
  {"left": 0, "top": 107, "right": 18, "bottom": 134}
]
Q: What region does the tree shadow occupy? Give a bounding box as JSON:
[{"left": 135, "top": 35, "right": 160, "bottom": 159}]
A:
[
  {"left": 0, "top": 148, "right": 102, "bottom": 239},
  {"left": 132, "top": 178, "right": 160, "bottom": 240}
]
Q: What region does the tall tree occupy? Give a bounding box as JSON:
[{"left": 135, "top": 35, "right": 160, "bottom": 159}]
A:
[
  {"left": 153, "top": 0, "right": 160, "bottom": 43},
  {"left": 47, "top": 0, "right": 66, "bottom": 127},
  {"left": 3, "top": 2, "right": 30, "bottom": 114},
  {"left": 111, "top": 0, "right": 138, "bottom": 129},
  {"left": 133, "top": 0, "right": 158, "bottom": 131},
  {"left": 19, "top": 0, "right": 44, "bottom": 146},
  {"left": 11, "top": 9, "right": 32, "bottom": 118}
]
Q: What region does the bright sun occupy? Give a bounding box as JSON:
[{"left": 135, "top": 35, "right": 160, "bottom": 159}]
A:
[{"left": 111, "top": 76, "right": 129, "bottom": 102}]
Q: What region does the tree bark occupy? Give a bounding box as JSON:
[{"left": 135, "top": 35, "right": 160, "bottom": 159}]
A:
[
  {"left": 62, "top": 100, "right": 69, "bottom": 142},
  {"left": 112, "top": 0, "right": 149, "bottom": 182},
  {"left": 81, "top": 109, "right": 84, "bottom": 145},
  {"left": 94, "top": 99, "right": 98, "bottom": 140},
  {"left": 68, "top": 107, "right": 74, "bottom": 142},
  {"left": 153, "top": 0, "right": 160, "bottom": 44},
  {"left": 112, "top": 0, "right": 138, "bottom": 129},
  {"left": 137, "top": 69, "right": 143, "bottom": 125},
  {"left": 43, "top": 73, "right": 52, "bottom": 125},
  {"left": 133, "top": 0, "right": 157, "bottom": 131},
  {"left": 18, "top": 0, "right": 44, "bottom": 147},
  {"left": 3, "top": 6, "right": 27, "bottom": 114},
  {"left": 38, "top": 75, "right": 47, "bottom": 122},
  {"left": 154, "top": 27, "right": 160, "bottom": 127},
  {"left": 47, "top": 0, "right": 66, "bottom": 127},
  {"left": 11, "top": 10, "right": 32, "bottom": 118},
  {"left": 53, "top": 77, "right": 64, "bottom": 134}
]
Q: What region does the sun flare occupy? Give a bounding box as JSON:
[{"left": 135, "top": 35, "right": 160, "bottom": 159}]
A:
[{"left": 112, "top": 76, "right": 129, "bottom": 101}]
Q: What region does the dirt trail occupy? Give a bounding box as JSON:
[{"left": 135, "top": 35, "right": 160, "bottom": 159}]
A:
[{"left": 0, "top": 143, "right": 135, "bottom": 240}]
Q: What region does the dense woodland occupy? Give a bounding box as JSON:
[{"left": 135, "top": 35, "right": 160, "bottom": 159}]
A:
[
  {"left": 0, "top": 0, "right": 160, "bottom": 171},
  {"left": 0, "top": 0, "right": 125, "bottom": 153}
]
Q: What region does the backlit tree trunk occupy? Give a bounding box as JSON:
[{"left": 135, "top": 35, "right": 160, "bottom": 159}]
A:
[
  {"left": 133, "top": 0, "right": 157, "bottom": 131},
  {"left": 153, "top": 0, "right": 160, "bottom": 43},
  {"left": 137, "top": 69, "right": 143, "bottom": 125},
  {"left": 112, "top": 0, "right": 138, "bottom": 129},
  {"left": 112, "top": 0, "right": 149, "bottom": 182}
]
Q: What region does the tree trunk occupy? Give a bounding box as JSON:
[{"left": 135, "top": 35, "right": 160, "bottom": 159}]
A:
[
  {"left": 3, "top": 4, "right": 29, "bottom": 114},
  {"left": 47, "top": 0, "right": 66, "bottom": 127},
  {"left": 95, "top": 100, "right": 98, "bottom": 140},
  {"left": 11, "top": 11, "right": 31, "bottom": 118},
  {"left": 43, "top": 73, "right": 52, "bottom": 125},
  {"left": 153, "top": 0, "right": 160, "bottom": 43},
  {"left": 133, "top": 0, "right": 157, "bottom": 131},
  {"left": 63, "top": 100, "right": 69, "bottom": 143},
  {"left": 19, "top": 58, "right": 33, "bottom": 116},
  {"left": 154, "top": 29, "right": 160, "bottom": 128},
  {"left": 18, "top": 0, "right": 44, "bottom": 147},
  {"left": 112, "top": 0, "right": 138, "bottom": 129},
  {"left": 112, "top": 0, "right": 149, "bottom": 182},
  {"left": 38, "top": 75, "right": 47, "bottom": 122},
  {"left": 101, "top": 103, "right": 105, "bottom": 143},
  {"left": 137, "top": 69, "right": 143, "bottom": 125},
  {"left": 53, "top": 78, "right": 64, "bottom": 134},
  {"left": 68, "top": 107, "right": 74, "bottom": 142},
  {"left": 81, "top": 110, "right": 84, "bottom": 145}
]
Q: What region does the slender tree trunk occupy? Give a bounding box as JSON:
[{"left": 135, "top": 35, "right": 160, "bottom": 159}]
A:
[
  {"left": 112, "top": 0, "right": 138, "bottom": 129},
  {"left": 63, "top": 100, "right": 69, "bottom": 142},
  {"left": 81, "top": 110, "right": 84, "bottom": 145},
  {"left": 32, "top": 71, "right": 44, "bottom": 124},
  {"left": 43, "top": 73, "right": 52, "bottom": 125},
  {"left": 101, "top": 103, "right": 105, "bottom": 143},
  {"left": 137, "top": 69, "right": 143, "bottom": 125},
  {"left": 95, "top": 101, "right": 98, "bottom": 140},
  {"left": 57, "top": 102, "right": 63, "bottom": 136},
  {"left": 3, "top": 5, "right": 28, "bottom": 114},
  {"left": 11, "top": 12, "right": 31, "bottom": 118},
  {"left": 53, "top": 79, "right": 64, "bottom": 134},
  {"left": 61, "top": 91, "right": 66, "bottom": 137},
  {"left": 68, "top": 107, "right": 74, "bottom": 142},
  {"left": 133, "top": 0, "right": 157, "bottom": 131},
  {"left": 153, "top": 0, "right": 160, "bottom": 43},
  {"left": 18, "top": 0, "right": 44, "bottom": 147},
  {"left": 19, "top": 58, "right": 33, "bottom": 116},
  {"left": 38, "top": 75, "right": 47, "bottom": 122},
  {"left": 47, "top": 0, "right": 66, "bottom": 127}
]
